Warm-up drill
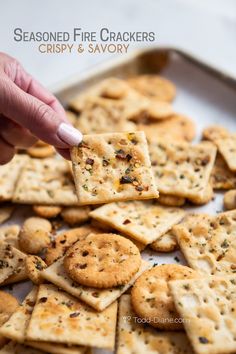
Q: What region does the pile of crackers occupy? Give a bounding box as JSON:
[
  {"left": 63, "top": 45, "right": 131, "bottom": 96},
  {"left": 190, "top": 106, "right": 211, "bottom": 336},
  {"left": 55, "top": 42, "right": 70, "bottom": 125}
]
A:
[{"left": 0, "top": 75, "right": 236, "bottom": 354}]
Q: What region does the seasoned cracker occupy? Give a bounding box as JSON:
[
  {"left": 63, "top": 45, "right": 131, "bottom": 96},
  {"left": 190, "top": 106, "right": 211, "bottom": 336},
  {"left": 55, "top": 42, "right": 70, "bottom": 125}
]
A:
[
  {"left": 41, "top": 258, "right": 150, "bottom": 311},
  {"left": 138, "top": 114, "right": 196, "bottom": 142},
  {"left": 26, "top": 284, "right": 117, "bottom": 350},
  {"left": 33, "top": 205, "right": 62, "bottom": 219},
  {"left": 215, "top": 135, "right": 236, "bottom": 171},
  {"left": 45, "top": 225, "right": 98, "bottom": 265},
  {"left": 150, "top": 229, "right": 179, "bottom": 252},
  {"left": 202, "top": 125, "right": 229, "bottom": 142},
  {"left": 188, "top": 183, "right": 213, "bottom": 205},
  {"left": 0, "top": 287, "right": 37, "bottom": 342},
  {"left": 13, "top": 158, "right": 78, "bottom": 206},
  {"left": 131, "top": 264, "right": 199, "bottom": 330},
  {"left": 0, "top": 155, "right": 28, "bottom": 201},
  {"left": 173, "top": 211, "right": 236, "bottom": 276},
  {"left": 0, "top": 225, "right": 20, "bottom": 249},
  {"left": 158, "top": 194, "right": 186, "bottom": 207},
  {"left": 117, "top": 294, "right": 194, "bottom": 354},
  {"left": 0, "top": 242, "right": 26, "bottom": 284},
  {"left": 127, "top": 74, "right": 176, "bottom": 102},
  {"left": 224, "top": 189, "right": 236, "bottom": 210},
  {"left": 25, "top": 256, "right": 47, "bottom": 285},
  {"left": 210, "top": 154, "right": 236, "bottom": 190},
  {"left": 26, "top": 342, "right": 89, "bottom": 354},
  {"left": 149, "top": 139, "right": 216, "bottom": 200},
  {"left": 90, "top": 201, "right": 185, "bottom": 245},
  {"left": 170, "top": 276, "right": 236, "bottom": 354},
  {"left": 71, "top": 131, "right": 158, "bottom": 205},
  {"left": 75, "top": 96, "right": 137, "bottom": 134},
  {"left": 0, "top": 291, "right": 18, "bottom": 349},
  {"left": 64, "top": 233, "right": 141, "bottom": 288},
  {"left": 61, "top": 206, "right": 91, "bottom": 226},
  {"left": 1, "top": 267, "right": 28, "bottom": 286}
]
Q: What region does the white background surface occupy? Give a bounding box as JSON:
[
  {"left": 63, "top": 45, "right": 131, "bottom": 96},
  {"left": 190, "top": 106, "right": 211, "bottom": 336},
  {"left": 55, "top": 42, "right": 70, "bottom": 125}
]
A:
[{"left": 0, "top": 0, "right": 236, "bottom": 89}]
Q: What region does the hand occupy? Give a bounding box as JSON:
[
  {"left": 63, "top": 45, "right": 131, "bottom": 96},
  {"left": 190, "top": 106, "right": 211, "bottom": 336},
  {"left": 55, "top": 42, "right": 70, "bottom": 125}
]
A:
[{"left": 0, "top": 52, "right": 82, "bottom": 164}]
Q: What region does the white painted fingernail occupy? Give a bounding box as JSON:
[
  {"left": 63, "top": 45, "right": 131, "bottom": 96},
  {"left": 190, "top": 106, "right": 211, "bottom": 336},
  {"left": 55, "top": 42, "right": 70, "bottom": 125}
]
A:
[{"left": 57, "top": 123, "right": 83, "bottom": 146}]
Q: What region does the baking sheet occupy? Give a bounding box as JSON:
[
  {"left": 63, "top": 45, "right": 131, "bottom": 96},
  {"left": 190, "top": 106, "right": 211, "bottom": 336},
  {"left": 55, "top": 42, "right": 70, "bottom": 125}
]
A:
[{"left": 1, "top": 48, "right": 236, "bottom": 354}]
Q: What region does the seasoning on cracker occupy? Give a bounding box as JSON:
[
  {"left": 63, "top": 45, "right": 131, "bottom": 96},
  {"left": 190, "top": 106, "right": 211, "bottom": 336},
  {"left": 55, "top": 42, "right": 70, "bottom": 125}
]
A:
[
  {"left": 169, "top": 275, "right": 236, "bottom": 354},
  {"left": 26, "top": 284, "right": 117, "bottom": 350},
  {"left": 63, "top": 233, "right": 141, "bottom": 288},
  {"left": 71, "top": 131, "right": 158, "bottom": 205},
  {"left": 25, "top": 255, "right": 47, "bottom": 285},
  {"left": 117, "top": 294, "right": 194, "bottom": 354},
  {"left": 0, "top": 241, "right": 26, "bottom": 285},
  {"left": 13, "top": 158, "right": 78, "bottom": 206},
  {"left": 42, "top": 257, "right": 150, "bottom": 311},
  {"left": 131, "top": 264, "right": 199, "bottom": 330},
  {"left": 149, "top": 139, "right": 216, "bottom": 201},
  {"left": 90, "top": 201, "right": 185, "bottom": 245},
  {"left": 214, "top": 134, "right": 236, "bottom": 171},
  {"left": 173, "top": 211, "right": 236, "bottom": 276}
]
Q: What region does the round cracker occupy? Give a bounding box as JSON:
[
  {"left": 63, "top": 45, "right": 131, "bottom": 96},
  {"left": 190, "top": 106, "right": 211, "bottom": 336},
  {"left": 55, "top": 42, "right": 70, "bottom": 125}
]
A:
[
  {"left": 202, "top": 125, "right": 229, "bottom": 142},
  {"left": 61, "top": 206, "right": 91, "bottom": 226},
  {"left": 64, "top": 233, "right": 141, "bottom": 288},
  {"left": 128, "top": 75, "right": 176, "bottom": 102},
  {"left": 33, "top": 205, "right": 62, "bottom": 219},
  {"left": 27, "top": 141, "right": 55, "bottom": 158},
  {"left": 158, "top": 194, "right": 186, "bottom": 207},
  {"left": 25, "top": 255, "right": 47, "bottom": 285},
  {"left": 150, "top": 231, "right": 179, "bottom": 252},
  {"left": 224, "top": 189, "right": 236, "bottom": 210},
  {"left": 19, "top": 217, "right": 52, "bottom": 254},
  {"left": 131, "top": 264, "right": 199, "bottom": 330}
]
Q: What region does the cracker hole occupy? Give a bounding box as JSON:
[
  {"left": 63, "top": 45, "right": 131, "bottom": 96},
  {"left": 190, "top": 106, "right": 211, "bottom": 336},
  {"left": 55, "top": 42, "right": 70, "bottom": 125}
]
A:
[
  {"left": 77, "top": 263, "right": 87, "bottom": 269},
  {"left": 215, "top": 325, "right": 219, "bottom": 330}
]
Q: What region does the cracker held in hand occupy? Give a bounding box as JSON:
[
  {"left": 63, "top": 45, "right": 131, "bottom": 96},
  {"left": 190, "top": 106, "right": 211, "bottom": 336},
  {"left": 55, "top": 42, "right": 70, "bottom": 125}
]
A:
[
  {"left": 26, "top": 284, "right": 117, "bottom": 350},
  {"left": 64, "top": 233, "right": 141, "bottom": 288},
  {"left": 41, "top": 257, "right": 150, "bottom": 311},
  {"left": 13, "top": 158, "right": 78, "bottom": 206},
  {"left": 90, "top": 201, "right": 185, "bottom": 245},
  {"left": 149, "top": 139, "right": 216, "bottom": 200},
  {"left": 169, "top": 275, "right": 236, "bottom": 354},
  {"left": 70, "top": 131, "right": 158, "bottom": 205},
  {"left": 173, "top": 211, "right": 236, "bottom": 276},
  {"left": 131, "top": 264, "right": 199, "bottom": 330},
  {"left": 117, "top": 295, "right": 194, "bottom": 354},
  {"left": 0, "top": 155, "right": 28, "bottom": 201}
]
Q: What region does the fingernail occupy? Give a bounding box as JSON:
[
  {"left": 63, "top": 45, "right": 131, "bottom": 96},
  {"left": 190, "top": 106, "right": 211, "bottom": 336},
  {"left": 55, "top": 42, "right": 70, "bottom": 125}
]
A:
[{"left": 57, "top": 123, "right": 83, "bottom": 146}]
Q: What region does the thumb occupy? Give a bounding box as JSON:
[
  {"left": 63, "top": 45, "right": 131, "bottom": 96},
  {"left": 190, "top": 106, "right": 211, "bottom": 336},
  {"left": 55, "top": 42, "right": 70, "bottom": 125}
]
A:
[{"left": 0, "top": 77, "right": 82, "bottom": 148}]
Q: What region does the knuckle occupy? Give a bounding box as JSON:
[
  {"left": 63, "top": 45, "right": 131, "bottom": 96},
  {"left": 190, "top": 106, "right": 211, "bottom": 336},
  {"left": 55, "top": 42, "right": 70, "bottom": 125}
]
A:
[{"left": 33, "top": 103, "right": 53, "bottom": 123}]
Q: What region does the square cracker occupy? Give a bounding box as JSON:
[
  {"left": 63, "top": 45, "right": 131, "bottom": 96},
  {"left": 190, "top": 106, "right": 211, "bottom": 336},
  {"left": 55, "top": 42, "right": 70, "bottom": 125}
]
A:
[
  {"left": 117, "top": 294, "right": 194, "bottom": 354},
  {"left": 210, "top": 154, "right": 236, "bottom": 190},
  {"left": 70, "top": 131, "right": 158, "bottom": 205},
  {"left": 173, "top": 211, "right": 236, "bottom": 276},
  {"left": 0, "top": 155, "right": 28, "bottom": 201},
  {"left": 26, "top": 284, "right": 117, "bottom": 350},
  {"left": 0, "top": 287, "right": 88, "bottom": 354},
  {"left": 215, "top": 135, "right": 236, "bottom": 171},
  {"left": 149, "top": 139, "right": 216, "bottom": 199},
  {"left": 169, "top": 276, "right": 236, "bottom": 354},
  {"left": 75, "top": 96, "right": 137, "bottom": 134},
  {"left": 0, "top": 241, "right": 26, "bottom": 284},
  {"left": 0, "top": 225, "right": 20, "bottom": 249},
  {"left": 0, "top": 287, "right": 38, "bottom": 342},
  {"left": 89, "top": 201, "right": 185, "bottom": 245},
  {"left": 41, "top": 258, "right": 150, "bottom": 311},
  {"left": 13, "top": 158, "right": 78, "bottom": 206}
]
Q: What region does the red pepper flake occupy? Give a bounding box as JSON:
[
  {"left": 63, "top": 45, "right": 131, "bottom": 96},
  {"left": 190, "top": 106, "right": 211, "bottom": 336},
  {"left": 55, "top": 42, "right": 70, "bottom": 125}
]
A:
[
  {"left": 70, "top": 312, "right": 80, "bottom": 318},
  {"left": 86, "top": 158, "right": 94, "bottom": 165},
  {"left": 123, "top": 219, "right": 131, "bottom": 225}
]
